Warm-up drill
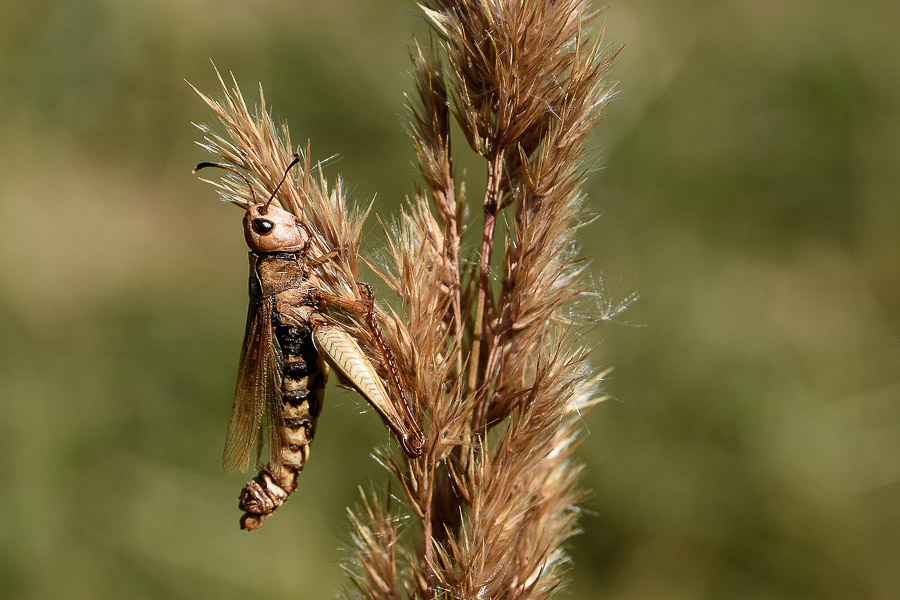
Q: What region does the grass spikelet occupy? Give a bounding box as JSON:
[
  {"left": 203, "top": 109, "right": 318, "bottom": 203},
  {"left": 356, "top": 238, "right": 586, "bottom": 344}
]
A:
[{"left": 342, "top": 486, "right": 403, "bottom": 600}]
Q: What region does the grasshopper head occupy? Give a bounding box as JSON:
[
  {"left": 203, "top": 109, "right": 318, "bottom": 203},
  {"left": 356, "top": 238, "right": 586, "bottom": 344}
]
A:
[
  {"left": 193, "top": 154, "right": 307, "bottom": 254},
  {"left": 243, "top": 202, "right": 309, "bottom": 253}
]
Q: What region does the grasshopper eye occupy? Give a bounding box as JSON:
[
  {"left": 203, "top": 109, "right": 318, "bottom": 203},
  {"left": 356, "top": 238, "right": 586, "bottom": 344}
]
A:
[{"left": 252, "top": 219, "right": 275, "bottom": 235}]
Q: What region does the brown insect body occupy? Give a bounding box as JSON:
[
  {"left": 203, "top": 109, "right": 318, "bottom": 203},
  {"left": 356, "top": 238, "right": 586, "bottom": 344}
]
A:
[
  {"left": 231, "top": 251, "right": 329, "bottom": 530},
  {"left": 196, "top": 159, "right": 425, "bottom": 531}
]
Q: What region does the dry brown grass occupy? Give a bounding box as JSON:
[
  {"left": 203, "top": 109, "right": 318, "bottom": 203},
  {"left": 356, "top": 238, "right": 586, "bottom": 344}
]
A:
[{"left": 195, "top": 1, "right": 618, "bottom": 597}]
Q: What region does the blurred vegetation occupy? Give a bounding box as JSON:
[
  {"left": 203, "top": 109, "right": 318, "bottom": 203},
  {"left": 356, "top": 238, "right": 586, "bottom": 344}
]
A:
[{"left": 1, "top": 1, "right": 898, "bottom": 598}]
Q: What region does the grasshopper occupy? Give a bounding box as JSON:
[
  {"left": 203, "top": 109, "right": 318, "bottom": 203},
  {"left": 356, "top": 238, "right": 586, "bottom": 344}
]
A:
[{"left": 194, "top": 156, "right": 424, "bottom": 530}]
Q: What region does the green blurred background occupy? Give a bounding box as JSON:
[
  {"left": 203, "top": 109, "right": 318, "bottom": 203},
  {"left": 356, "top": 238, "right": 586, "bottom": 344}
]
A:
[{"left": 2, "top": 1, "right": 898, "bottom": 598}]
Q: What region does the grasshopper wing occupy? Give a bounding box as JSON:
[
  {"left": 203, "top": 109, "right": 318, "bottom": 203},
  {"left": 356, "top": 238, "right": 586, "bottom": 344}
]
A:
[{"left": 222, "top": 297, "right": 284, "bottom": 473}]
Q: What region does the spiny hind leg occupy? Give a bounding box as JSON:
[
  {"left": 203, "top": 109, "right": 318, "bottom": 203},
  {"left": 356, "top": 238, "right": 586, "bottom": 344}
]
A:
[
  {"left": 309, "top": 284, "right": 425, "bottom": 458},
  {"left": 353, "top": 281, "right": 424, "bottom": 456}
]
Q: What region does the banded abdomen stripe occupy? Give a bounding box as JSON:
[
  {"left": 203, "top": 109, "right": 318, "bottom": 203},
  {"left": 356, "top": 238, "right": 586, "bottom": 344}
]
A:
[{"left": 237, "top": 322, "right": 326, "bottom": 530}]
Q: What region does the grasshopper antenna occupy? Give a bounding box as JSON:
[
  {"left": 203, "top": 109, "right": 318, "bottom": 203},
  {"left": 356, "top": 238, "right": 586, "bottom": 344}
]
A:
[
  {"left": 263, "top": 153, "right": 302, "bottom": 213},
  {"left": 192, "top": 162, "right": 259, "bottom": 205}
]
